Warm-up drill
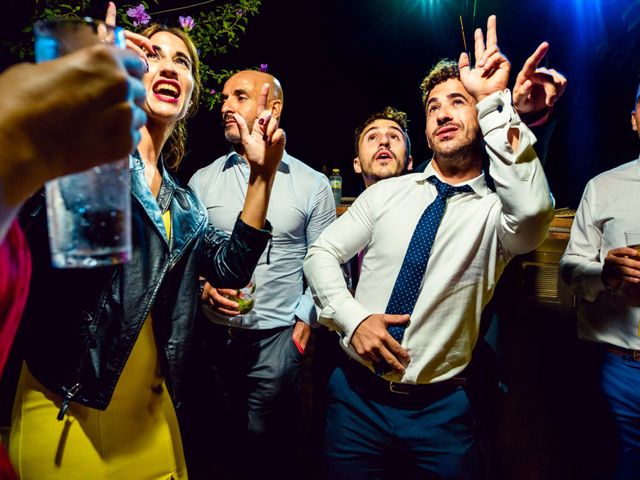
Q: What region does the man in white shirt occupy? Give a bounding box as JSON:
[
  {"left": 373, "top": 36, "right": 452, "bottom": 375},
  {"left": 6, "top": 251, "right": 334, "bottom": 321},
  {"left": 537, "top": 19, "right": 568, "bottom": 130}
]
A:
[
  {"left": 559, "top": 83, "right": 640, "bottom": 480},
  {"left": 304, "top": 16, "right": 554, "bottom": 479},
  {"left": 188, "top": 70, "right": 335, "bottom": 480}
]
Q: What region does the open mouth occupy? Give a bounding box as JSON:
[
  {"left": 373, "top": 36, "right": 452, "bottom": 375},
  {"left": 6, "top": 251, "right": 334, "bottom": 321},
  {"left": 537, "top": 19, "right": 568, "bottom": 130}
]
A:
[
  {"left": 374, "top": 150, "right": 395, "bottom": 162},
  {"left": 152, "top": 80, "right": 181, "bottom": 103}
]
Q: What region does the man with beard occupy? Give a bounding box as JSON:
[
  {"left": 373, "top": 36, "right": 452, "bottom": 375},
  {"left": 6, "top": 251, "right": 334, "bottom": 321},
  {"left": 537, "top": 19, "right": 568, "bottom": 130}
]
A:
[
  {"left": 303, "top": 16, "right": 554, "bottom": 479},
  {"left": 352, "top": 106, "right": 413, "bottom": 189},
  {"left": 188, "top": 70, "right": 335, "bottom": 479}
]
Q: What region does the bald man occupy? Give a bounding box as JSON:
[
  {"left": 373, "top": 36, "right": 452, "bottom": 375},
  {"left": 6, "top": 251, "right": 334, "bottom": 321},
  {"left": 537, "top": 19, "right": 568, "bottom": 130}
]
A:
[{"left": 188, "top": 70, "right": 335, "bottom": 479}]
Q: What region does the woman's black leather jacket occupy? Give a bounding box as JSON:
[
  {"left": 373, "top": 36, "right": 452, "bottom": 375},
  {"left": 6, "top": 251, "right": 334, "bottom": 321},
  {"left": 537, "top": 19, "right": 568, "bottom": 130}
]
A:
[{"left": 18, "top": 156, "right": 271, "bottom": 416}]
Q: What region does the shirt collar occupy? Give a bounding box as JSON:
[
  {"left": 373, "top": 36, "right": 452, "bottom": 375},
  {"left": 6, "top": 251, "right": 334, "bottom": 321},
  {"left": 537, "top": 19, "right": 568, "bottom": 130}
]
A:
[
  {"left": 130, "top": 150, "right": 175, "bottom": 214},
  {"left": 223, "top": 149, "right": 291, "bottom": 173},
  {"left": 416, "top": 159, "right": 491, "bottom": 197}
]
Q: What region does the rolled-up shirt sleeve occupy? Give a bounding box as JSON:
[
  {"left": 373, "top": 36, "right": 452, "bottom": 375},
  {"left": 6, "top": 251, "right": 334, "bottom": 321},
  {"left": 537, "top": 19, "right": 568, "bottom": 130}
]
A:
[{"left": 479, "top": 89, "right": 555, "bottom": 257}]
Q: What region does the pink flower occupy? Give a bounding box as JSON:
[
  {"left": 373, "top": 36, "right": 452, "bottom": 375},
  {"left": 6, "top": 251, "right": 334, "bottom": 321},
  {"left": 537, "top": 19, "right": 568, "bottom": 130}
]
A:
[
  {"left": 259, "top": 63, "right": 268, "bottom": 72},
  {"left": 126, "top": 4, "right": 151, "bottom": 27},
  {"left": 179, "top": 16, "right": 195, "bottom": 31},
  {"left": 209, "top": 88, "right": 216, "bottom": 95}
]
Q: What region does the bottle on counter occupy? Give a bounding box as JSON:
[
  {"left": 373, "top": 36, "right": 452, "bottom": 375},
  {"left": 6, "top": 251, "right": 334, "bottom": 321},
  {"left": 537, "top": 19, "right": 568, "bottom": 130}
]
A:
[{"left": 329, "top": 168, "right": 342, "bottom": 206}]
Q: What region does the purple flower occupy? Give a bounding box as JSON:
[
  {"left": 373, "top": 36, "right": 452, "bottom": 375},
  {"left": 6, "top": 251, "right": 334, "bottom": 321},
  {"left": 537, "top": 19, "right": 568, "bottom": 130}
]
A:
[
  {"left": 259, "top": 63, "right": 268, "bottom": 72},
  {"left": 179, "top": 16, "right": 195, "bottom": 31},
  {"left": 236, "top": 9, "right": 244, "bottom": 16},
  {"left": 209, "top": 88, "right": 216, "bottom": 95},
  {"left": 126, "top": 4, "right": 151, "bottom": 27}
]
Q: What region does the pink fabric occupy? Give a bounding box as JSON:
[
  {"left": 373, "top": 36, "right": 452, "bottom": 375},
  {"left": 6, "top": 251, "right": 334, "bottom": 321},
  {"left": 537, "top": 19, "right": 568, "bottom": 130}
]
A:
[
  {"left": 357, "top": 249, "right": 365, "bottom": 277},
  {"left": 0, "top": 220, "right": 29, "bottom": 480},
  {"left": 0, "top": 444, "right": 16, "bottom": 480},
  {"left": 0, "top": 220, "right": 31, "bottom": 378}
]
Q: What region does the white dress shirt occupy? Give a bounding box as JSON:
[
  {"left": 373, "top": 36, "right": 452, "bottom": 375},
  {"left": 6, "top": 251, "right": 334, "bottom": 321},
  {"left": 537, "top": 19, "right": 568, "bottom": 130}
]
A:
[
  {"left": 304, "top": 90, "right": 554, "bottom": 384},
  {"left": 189, "top": 150, "right": 336, "bottom": 330},
  {"left": 560, "top": 158, "right": 640, "bottom": 350}
]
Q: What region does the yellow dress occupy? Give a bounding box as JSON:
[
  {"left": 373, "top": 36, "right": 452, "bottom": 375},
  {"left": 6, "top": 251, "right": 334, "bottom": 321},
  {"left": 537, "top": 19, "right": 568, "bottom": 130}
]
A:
[{"left": 9, "top": 211, "right": 187, "bottom": 479}]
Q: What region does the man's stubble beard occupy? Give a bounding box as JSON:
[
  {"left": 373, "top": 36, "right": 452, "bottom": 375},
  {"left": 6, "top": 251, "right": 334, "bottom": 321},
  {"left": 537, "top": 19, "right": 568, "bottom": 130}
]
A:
[
  {"left": 432, "top": 134, "right": 482, "bottom": 173},
  {"left": 224, "top": 128, "right": 242, "bottom": 145},
  {"left": 436, "top": 143, "right": 480, "bottom": 166},
  {"left": 364, "top": 152, "right": 407, "bottom": 183}
]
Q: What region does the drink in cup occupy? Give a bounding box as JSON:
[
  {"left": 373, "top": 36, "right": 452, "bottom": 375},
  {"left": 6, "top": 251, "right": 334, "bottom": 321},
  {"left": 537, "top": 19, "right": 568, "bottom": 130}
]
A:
[
  {"left": 625, "top": 232, "right": 640, "bottom": 256},
  {"left": 222, "top": 275, "right": 256, "bottom": 314},
  {"left": 34, "top": 18, "right": 131, "bottom": 268}
]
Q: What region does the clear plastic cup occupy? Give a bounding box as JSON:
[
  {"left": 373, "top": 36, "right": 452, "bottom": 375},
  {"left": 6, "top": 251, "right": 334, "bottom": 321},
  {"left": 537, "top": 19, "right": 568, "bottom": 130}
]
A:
[
  {"left": 624, "top": 232, "right": 640, "bottom": 256},
  {"left": 34, "top": 18, "right": 131, "bottom": 268}
]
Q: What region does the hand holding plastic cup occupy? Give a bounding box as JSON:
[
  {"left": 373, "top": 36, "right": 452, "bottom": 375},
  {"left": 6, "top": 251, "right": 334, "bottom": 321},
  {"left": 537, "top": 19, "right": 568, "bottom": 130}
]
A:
[
  {"left": 35, "top": 18, "right": 132, "bottom": 268},
  {"left": 624, "top": 232, "right": 640, "bottom": 256},
  {"left": 222, "top": 274, "right": 256, "bottom": 314}
]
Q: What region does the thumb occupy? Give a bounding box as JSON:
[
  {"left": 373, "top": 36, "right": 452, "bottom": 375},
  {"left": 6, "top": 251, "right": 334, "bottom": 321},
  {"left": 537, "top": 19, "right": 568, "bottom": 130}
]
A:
[
  {"left": 384, "top": 314, "right": 410, "bottom": 325},
  {"left": 543, "top": 82, "right": 557, "bottom": 107},
  {"left": 520, "top": 79, "right": 533, "bottom": 97}
]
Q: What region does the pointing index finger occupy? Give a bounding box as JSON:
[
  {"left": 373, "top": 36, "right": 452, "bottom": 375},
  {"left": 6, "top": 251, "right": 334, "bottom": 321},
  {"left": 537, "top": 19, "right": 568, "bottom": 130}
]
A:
[
  {"left": 522, "top": 41, "right": 549, "bottom": 77},
  {"left": 105, "top": 1, "right": 117, "bottom": 26},
  {"left": 124, "top": 30, "right": 155, "bottom": 56},
  {"left": 473, "top": 27, "right": 485, "bottom": 67},
  {"left": 257, "top": 82, "right": 270, "bottom": 117}
]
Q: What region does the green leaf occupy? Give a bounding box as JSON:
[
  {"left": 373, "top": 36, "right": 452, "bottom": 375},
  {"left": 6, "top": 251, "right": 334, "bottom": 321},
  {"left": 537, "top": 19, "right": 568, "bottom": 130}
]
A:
[{"left": 12, "top": 0, "right": 263, "bottom": 111}]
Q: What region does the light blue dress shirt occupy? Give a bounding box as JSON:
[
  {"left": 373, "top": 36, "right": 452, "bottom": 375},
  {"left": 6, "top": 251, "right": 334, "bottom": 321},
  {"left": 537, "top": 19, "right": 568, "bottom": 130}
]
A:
[{"left": 189, "top": 150, "right": 336, "bottom": 329}]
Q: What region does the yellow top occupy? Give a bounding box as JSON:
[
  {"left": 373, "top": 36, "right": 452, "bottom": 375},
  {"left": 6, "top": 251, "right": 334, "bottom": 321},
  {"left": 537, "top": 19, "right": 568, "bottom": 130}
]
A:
[{"left": 10, "top": 210, "right": 187, "bottom": 479}]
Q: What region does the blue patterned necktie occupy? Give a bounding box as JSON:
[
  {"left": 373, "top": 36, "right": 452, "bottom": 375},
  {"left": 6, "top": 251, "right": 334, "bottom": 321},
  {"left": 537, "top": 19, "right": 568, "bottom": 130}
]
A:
[{"left": 375, "top": 175, "right": 473, "bottom": 375}]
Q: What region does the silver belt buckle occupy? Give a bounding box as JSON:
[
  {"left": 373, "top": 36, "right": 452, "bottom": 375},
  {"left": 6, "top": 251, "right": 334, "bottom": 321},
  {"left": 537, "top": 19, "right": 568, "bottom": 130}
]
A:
[{"left": 388, "top": 381, "right": 410, "bottom": 395}]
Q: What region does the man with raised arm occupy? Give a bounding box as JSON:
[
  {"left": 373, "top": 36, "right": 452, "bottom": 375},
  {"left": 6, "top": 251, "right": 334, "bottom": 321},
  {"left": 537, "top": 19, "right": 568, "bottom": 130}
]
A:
[
  {"left": 304, "top": 16, "right": 554, "bottom": 479},
  {"left": 189, "top": 70, "right": 335, "bottom": 479}
]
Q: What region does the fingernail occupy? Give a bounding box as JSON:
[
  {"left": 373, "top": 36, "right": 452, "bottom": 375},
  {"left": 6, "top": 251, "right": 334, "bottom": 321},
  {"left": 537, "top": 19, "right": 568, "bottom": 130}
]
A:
[{"left": 258, "top": 118, "right": 265, "bottom": 125}]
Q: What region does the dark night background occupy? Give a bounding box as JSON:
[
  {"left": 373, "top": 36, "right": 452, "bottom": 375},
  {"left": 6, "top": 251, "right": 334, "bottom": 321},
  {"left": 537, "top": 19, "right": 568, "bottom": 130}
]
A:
[
  {"left": 4, "top": 0, "right": 640, "bottom": 206},
  {"left": 3, "top": 2, "right": 640, "bottom": 478}
]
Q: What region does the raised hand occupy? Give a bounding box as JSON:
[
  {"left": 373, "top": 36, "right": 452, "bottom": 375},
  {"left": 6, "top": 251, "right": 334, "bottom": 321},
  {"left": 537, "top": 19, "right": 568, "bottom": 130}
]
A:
[
  {"left": 0, "top": 46, "right": 147, "bottom": 207},
  {"left": 231, "top": 83, "right": 285, "bottom": 181},
  {"left": 351, "top": 313, "right": 411, "bottom": 373},
  {"left": 459, "top": 15, "right": 510, "bottom": 103},
  {"left": 105, "top": 2, "right": 154, "bottom": 68},
  {"left": 513, "top": 42, "right": 567, "bottom": 115},
  {"left": 235, "top": 82, "right": 285, "bottom": 229}
]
